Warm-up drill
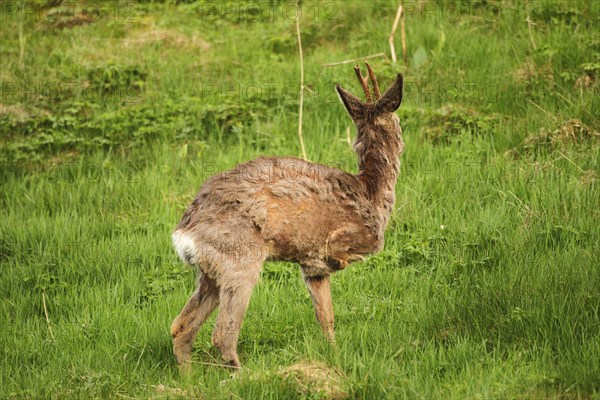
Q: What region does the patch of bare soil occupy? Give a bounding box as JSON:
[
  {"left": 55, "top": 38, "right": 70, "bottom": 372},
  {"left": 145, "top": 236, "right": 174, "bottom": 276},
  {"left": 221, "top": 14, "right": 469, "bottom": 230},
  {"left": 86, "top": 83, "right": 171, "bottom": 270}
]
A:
[
  {"left": 0, "top": 104, "right": 30, "bottom": 121},
  {"left": 514, "top": 58, "right": 554, "bottom": 87},
  {"left": 42, "top": 4, "right": 97, "bottom": 29},
  {"left": 575, "top": 74, "right": 595, "bottom": 90},
  {"left": 279, "top": 360, "right": 349, "bottom": 399},
  {"left": 524, "top": 119, "right": 600, "bottom": 148},
  {"left": 123, "top": 28, "right": 210, "bottom": 51},
  {"left": 581, "top": 170, "right": 598, "bottom": 186}
]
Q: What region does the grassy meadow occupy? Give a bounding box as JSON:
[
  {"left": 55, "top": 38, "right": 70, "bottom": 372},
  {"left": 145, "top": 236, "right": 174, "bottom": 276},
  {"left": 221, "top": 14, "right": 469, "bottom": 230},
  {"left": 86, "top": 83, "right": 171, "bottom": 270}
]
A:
[{"left": 1, "top": 0, "right": 599, "bottom": 398}]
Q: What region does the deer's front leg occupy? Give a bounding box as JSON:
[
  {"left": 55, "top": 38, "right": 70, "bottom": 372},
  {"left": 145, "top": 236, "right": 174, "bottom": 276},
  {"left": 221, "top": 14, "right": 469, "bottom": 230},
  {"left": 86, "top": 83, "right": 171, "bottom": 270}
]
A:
[{"left": 302, "top": 273, "right": 335, "bottom": 342}]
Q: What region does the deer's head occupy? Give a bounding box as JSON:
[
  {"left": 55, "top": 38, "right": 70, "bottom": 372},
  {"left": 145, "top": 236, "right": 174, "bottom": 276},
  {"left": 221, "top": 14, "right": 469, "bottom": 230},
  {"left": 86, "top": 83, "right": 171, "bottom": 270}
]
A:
[{"left": 336, "top": 63, "right": 404, "bottom": 162}]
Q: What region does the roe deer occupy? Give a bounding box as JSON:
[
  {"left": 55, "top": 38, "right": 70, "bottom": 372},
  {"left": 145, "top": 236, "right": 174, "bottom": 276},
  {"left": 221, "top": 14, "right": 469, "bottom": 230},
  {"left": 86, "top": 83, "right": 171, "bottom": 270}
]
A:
[{"left": 171, "top": 63, "right": 404, "bottom": 370}]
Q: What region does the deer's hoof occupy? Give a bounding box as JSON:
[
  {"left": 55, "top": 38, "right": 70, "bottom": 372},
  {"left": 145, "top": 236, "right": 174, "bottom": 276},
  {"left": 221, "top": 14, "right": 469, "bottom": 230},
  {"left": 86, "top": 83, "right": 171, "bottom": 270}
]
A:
[
  {"left": 224, "top": 358, "right": 241, "bottom": 370},
  {"left": 177, "top": 361, "right": 192, "bottom": 376}
]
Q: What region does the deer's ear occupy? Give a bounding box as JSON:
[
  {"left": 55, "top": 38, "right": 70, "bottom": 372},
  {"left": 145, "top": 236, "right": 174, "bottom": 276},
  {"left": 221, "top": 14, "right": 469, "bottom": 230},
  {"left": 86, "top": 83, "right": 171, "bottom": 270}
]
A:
[
  {"left": 336, "top": 84, "right": 364, "bottom": 120},
  {"left": 374, "top": 74, "right": 403, "bottom": 114}
]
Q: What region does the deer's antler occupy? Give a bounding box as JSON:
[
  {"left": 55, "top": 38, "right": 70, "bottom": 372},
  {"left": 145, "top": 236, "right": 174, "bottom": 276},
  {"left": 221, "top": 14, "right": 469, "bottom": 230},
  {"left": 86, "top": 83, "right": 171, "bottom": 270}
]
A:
[
  {"left": 353, "top": 63, "right": 371, "bottom": 102},
  {"left": 365, "top": 62, "right": 381, "bottom": 99}
]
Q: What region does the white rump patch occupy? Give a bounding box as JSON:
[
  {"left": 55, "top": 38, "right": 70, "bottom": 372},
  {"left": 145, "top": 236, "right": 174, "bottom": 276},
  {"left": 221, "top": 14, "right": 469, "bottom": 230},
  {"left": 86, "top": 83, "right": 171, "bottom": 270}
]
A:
[{"left": 172, "top": 230, "right": 199, "bottom": 265}]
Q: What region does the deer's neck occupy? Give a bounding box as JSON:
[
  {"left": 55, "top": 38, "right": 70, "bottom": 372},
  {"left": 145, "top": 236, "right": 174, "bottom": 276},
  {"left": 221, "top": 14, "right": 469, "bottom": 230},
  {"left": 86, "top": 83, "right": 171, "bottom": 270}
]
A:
[
  {"left": 356, "top": 145, "right": 401, "bottom": 228},
  {"left": 358, "top": 151, "right": 400, "bottom": 212}
]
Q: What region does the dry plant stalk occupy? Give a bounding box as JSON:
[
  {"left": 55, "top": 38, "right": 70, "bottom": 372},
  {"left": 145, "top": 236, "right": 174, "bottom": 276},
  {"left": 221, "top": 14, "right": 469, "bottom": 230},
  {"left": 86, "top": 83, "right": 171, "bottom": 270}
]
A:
[
  {"left": 389, "top": 3, "right": 404, "bottom": 63},
  {"left": 400, "top": 3, "right": 407, "bottom": 63},
  {"left": 346, "top": 126, "right": 352, "bottom": 148},
  {"left": 295, "top": 4, "right": 308, "bottom": 161},
  {"left": 322, "top": 53, "right": 386, "bottom": 67},
  {"left": 18, "top": 8, "right": 25, "bottom": 68},
  {"left": 525, "top": 0, "right": 537, "bottom": 50},
  {"left": 42, "top": 291, "right": 55, "bottom": 340}
]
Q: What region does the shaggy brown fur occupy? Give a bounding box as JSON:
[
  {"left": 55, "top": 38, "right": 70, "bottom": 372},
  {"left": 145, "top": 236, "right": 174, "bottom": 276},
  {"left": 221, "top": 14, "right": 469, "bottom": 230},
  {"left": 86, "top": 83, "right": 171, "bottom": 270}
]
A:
[{"left": 171, "top": 65, "right": 405, "bottom": 370}]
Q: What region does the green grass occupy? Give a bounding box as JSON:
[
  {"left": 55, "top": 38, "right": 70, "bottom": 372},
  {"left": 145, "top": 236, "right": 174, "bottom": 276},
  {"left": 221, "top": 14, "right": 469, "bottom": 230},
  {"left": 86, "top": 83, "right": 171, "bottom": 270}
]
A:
[{"left": 1, "top": 0, "right": 600, "bottom": 398}]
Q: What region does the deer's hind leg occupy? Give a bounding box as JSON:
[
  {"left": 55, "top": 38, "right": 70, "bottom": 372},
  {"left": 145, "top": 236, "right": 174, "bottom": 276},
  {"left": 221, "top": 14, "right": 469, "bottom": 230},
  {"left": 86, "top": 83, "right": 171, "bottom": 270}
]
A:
[
  {"left": 171, "top": 273, "right": 219, "bottom": 372},
  {"left": 211, "top": 266, "right": 262, "bottom": 369}
]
